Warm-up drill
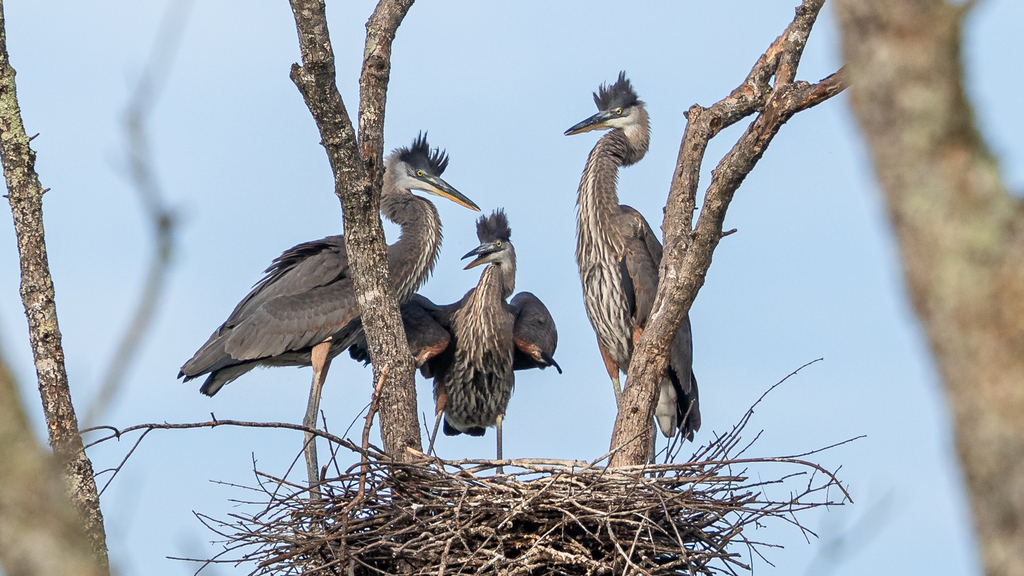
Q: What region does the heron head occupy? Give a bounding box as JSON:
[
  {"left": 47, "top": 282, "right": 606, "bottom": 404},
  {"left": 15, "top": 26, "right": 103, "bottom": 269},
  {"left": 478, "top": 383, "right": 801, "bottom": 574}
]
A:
[
  {"left": 564, "top": 71, "right": 645, "bottom": 135},
  {"left": 463, "top": 209, "right": 514, "bottom": 270},
  {"left": 393, "top": 133, "right": 480, "bottom": 211}
]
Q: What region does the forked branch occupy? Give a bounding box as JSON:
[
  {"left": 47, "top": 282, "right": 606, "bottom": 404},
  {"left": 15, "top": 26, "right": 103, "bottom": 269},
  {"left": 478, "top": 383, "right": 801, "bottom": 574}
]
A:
[
  {"left": 287, "top": 0, "right": 422, "bottom": 460},
  {"left": 610, "top": 0, "right": 850, "bottom": 466}
]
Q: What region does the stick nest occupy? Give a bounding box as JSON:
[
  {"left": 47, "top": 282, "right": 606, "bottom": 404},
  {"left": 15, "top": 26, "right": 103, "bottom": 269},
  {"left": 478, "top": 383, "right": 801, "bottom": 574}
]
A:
[{"left": 198, "top": 407, "right": 850, "bottom": 575}]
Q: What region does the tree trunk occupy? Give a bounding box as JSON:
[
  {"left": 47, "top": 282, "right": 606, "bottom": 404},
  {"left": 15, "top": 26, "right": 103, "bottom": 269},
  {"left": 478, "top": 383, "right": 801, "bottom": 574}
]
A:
[
  {"left": 0, "top": 0, "right": 110, "bottom": 569},
  {"left": 288, "top": 0, "right": 422, "bottom": 460},
  {"left": 836, "top": 1, "right": 1024, "bottom": 574}
]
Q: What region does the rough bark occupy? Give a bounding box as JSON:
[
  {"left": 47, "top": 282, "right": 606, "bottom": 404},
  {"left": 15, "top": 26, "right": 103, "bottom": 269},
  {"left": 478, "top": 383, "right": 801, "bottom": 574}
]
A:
[
  {"left": 0, "top": 0, "right": 110, "bottom": 569},
  {"left": 288, "top": 0, "right": 422, "bottom": 460},
  {"left": 0, "top": 350, "right": 105, "bottom": 576},
  {"left": 609, "top": 0, "right": 849, "bottom": 466},
  {"left": 836, "top": 1, "right": 1024, "bottom": 574}
]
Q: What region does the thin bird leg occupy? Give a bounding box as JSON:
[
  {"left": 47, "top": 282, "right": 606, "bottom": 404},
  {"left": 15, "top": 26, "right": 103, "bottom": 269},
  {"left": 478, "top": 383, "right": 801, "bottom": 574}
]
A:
[
  {"left": 496, "top": 413, "right": 504, "bottom": 475},
  {"left": 427, "top": 385, "right": 448, "bottom": 457},
  {"left": 304, "top": 338, "right": 332, "bottom": 496},
  {"left": 597, "top": 338, "right": 622, "bottom": 408}
]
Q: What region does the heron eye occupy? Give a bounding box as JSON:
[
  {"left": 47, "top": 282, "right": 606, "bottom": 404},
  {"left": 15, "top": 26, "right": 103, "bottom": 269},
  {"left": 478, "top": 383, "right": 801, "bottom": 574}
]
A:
[
  {"left": 496, "top": 241, "right": 502, "bottom": 248},
  {"left": 615, "top": 108, "right": 623, "bottom": 115},
  {"left": 416, "top": 170, "right": 424, "bottom": 177}
]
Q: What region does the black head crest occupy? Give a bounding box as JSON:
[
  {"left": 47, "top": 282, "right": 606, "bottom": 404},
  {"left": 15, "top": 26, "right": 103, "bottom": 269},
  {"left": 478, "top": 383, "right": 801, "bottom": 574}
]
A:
[
  {"left": 476, "top": 209, "right": 511, "bottom": 244},
  {"left": 397, "top": 132, "right": 450, "bottom": 176},
  {"left": 593, "top": 71, "right": 639, "bottom": 111}
]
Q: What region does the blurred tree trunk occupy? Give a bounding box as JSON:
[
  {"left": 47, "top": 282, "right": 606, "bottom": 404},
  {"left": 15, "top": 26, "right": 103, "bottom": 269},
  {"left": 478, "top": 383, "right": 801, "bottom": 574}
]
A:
[
  {"left": 837, "top": 2, "right": 1024, "bottom": 574},
  {"left": 0, "top": 351, "right": 105, "bottom": 576}
]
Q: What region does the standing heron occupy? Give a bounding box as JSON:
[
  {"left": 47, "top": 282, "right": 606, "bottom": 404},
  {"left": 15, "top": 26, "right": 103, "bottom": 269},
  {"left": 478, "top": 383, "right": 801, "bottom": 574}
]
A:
[
  {"left": 350, "top": 210, "right": 561, "bottom": 466},
  {"left": 565, "top": 72, "right": 700, "bottom": 443},
  {"left": 178, "top": 133, "right": 479, "bottom": 486}
]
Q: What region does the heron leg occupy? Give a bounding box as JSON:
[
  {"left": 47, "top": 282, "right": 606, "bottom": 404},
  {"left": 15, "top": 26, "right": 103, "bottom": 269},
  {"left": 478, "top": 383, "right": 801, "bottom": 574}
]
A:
[
  {"left": 597, "top": 339, "right": 622, "bottom": 408},
  {"left": 304, "top": 339, "right": 332, "bottom": 496},
  {"left": 427, "top": 386, "right": 447, "bottom": 457},
  {"left": 495, "top": 414, "right": 504, "bottom": 475}
]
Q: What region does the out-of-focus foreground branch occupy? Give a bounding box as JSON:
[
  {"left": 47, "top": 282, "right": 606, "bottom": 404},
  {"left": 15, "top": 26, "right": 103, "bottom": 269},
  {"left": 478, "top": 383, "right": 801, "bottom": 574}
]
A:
[
  {"left": 287, "top": 0, "right": 421, "bottom": 460},
  {"left": 0, "top": 1, "right": 109, "bottom": 570},
  {"left": 83, "top": 0, "right": 193, "bottom": 428},
  {"left": 609, "top": 0, "right": 849, "bottom": 466},
  {"left": 837, "top": 1, "right": 1024, "bottom": 574},
  {"left": 0, "top": 348, "right": 104, "bottom": 576}
]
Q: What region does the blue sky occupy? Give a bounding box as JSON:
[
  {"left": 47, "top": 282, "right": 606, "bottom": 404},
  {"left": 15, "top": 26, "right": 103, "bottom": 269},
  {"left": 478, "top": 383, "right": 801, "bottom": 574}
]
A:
[{"left": 2, "top": 1, "right": 1022, "bottom": 574}]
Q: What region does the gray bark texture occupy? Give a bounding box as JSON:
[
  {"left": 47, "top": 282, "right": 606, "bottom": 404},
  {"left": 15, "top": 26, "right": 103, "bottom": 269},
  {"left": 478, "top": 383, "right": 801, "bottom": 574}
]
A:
[
  {"left": 0, "top": 351, "right": 105, "bottom": 576},
  {"left": 608, "top": 0, "right": 848, "bottom": 466},
  {"left": 288, "top": 0, "right": 423, "bottom": 460},
  {"left": 0, "top": 0, "right": 110, "bottom": 570},
  {"left": 837, "top": 1, "right": 1024, "bottom": 574}
]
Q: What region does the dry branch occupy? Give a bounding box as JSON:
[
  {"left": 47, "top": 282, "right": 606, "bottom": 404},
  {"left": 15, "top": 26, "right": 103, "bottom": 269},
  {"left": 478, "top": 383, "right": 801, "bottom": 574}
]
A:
[
  {"left": 610, "top": 0, "right": 850, "bottom": 467},
  {"left": 287, "top": 0, "right": 421, "bottom": 461},
  {"left": 0, "top": 0, "right": 109, "bottom": 569}
]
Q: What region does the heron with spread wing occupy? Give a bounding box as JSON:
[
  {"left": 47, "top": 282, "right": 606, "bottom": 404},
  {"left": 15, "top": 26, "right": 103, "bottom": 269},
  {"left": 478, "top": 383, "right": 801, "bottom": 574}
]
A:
[
  {"left": 350, "top": 210, "right": 560, "bottom": 467},
  {"left": 565, "top": 73, "right": 700, "bottom": 444},
  {"left": 179, "top": 134, "right": 479, "bottom": 485}
]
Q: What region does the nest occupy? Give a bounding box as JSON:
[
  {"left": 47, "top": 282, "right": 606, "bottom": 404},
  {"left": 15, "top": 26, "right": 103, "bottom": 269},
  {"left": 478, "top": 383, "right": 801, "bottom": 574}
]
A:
[{"left": 195, "top": 388, "right": 851, "bottom": 576}]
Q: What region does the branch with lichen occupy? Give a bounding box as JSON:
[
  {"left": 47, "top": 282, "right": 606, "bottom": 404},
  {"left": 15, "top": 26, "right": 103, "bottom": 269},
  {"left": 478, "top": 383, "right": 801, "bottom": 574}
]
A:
[
  {"left": 287, "top": 0, "right": 422, "bottom": 460},
  {"left": 0, "top": 0, "right": 110, "bottom": 569},
  {"left": 609, "top": 0, "right": 850, "bottom": 467}
]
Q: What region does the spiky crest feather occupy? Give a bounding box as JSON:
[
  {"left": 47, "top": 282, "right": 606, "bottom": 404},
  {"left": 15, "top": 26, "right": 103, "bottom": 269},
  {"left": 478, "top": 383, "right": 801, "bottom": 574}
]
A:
[
  {"left": 397, "top": 132, "right": 450, "bottom": 176},
  {"left": 593, "top": 71, "right": 639, "bottom": 111},
  {"left": 476, "top": 209, "right": 511, "bottom": 244}
]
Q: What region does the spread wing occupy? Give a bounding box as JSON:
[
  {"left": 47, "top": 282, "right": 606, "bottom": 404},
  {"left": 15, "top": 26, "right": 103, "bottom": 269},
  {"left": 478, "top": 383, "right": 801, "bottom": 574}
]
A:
[
  {"left": 347, "top": 293, "right": 458, "bottom": 379},
  {"left": 180, "top": 235, "right": 353, "bottom": 379},
  {"left": 509, "top": 292, "right": 561, "bottom": 373}
]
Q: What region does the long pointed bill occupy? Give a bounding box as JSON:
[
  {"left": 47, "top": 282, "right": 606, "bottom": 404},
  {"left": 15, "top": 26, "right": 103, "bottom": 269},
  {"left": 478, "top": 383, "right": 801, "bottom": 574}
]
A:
[
  {"left": 564, "top": 111, "right": 616, "bottom": 136},
  {"left": 462, "top": 242, "right": 500, "bottom": 270},
  {"left": 417, "top": 175, "right": 480, "bottom": 211}
]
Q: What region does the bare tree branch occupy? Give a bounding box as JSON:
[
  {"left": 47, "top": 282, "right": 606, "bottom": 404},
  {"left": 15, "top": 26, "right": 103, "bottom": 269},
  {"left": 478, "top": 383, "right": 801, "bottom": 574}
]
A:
[
  {"left": 84, "top": 0, "right": 194, "bottom": 428},
  {"left": 0, "top": 0, "right": 110, "bottom": 568},
  {"left": 836, "top": 0, "right": 1024, "bottom": 573},
  {"left": 609, "top": 0, "right": 849, "bottom": 466},
  {"left": 287, "top": 0, "right": 421, "bottom": 461}
]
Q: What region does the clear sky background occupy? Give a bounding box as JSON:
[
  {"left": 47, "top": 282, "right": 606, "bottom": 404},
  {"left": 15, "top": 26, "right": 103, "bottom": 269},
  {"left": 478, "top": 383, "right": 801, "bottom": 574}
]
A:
[{"left": 2, "top": 1, "right": 1022, "bottom": 574}]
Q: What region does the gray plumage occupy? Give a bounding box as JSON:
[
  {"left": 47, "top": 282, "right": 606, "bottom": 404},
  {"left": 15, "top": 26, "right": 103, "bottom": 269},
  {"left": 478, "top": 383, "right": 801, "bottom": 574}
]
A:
[
  {"left": 566, "top": 73, "right": 701, "bottom": 440},
  {"left": 349, "top": 210, "right": 560, "bottom": 460},
  {"left": 178, "top": 134, "right": 478, "bottom": 395}
]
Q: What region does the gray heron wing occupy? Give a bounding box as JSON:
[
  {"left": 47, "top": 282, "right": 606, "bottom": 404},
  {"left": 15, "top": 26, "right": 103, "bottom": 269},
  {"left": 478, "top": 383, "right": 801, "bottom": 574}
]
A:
[
  {"left": 223, "top": 277, "right": 359, "bottom": 360},
  {"left": 180, "top": 236, "right": 351, "bottom": 377},
  {"left": 509, "top": 292, "right": 561, "bottom": 373},
  {"left": 668, "top": 314, "right": 700, "bottom": 439},
  {"left": 619, "top": 205, "right": 662, "bottom": 331}
]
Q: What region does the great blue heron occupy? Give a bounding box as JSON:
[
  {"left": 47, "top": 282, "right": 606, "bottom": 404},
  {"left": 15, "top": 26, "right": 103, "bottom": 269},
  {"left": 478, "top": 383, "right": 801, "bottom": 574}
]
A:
[
  {"left": 349, "top": 210, "right": 560, "bottom": 467},
  {"left": 178, "top": 133, "right": 479, "bottom": 486},
  {"left": 565, "top": 72, "right": 700, "bottom": 443}
]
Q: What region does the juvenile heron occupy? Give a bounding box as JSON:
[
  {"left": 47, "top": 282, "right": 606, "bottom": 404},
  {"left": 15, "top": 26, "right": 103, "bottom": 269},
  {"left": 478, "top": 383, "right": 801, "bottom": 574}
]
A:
[
  {"left": 565, "top": 72, "right": 700, "bottom": 442},
  {"left": 351, "top": 210, "right": 560, "bottom": 467},
  {"left": 178, "top": 133, "right": 479, "bottom": 486}
]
